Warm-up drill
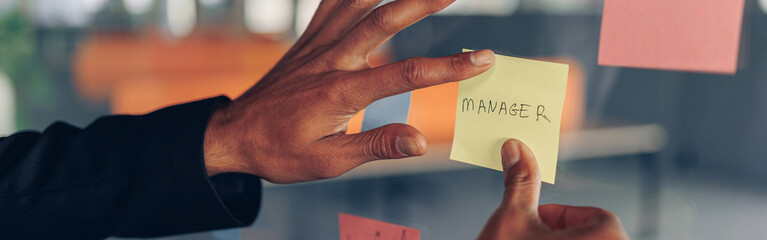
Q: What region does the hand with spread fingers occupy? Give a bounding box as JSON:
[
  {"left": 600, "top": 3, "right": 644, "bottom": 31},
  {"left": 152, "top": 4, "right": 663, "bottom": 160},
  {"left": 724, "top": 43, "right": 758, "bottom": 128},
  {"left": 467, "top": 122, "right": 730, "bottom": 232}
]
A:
[
  {"left": 202, "top": 0, "right": 496, "bottom": 183},
  {"left": 477, "top": 139, "right": 629, "bottom": 240}
]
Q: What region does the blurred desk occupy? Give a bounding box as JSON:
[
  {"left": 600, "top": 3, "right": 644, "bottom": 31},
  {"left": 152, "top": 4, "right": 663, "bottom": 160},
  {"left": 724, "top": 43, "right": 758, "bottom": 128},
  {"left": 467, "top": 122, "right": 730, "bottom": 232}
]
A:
[{"left": 266, "top": 124, "right": 667, "bottom": 187}]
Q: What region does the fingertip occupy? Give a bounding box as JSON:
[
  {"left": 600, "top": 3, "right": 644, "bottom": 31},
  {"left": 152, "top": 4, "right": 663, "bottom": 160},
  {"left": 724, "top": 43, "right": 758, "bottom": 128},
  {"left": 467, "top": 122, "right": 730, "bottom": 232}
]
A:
[
  {"left": 501, "top": 139, "right": 522, "bottom": 171},
  {"left": 395, "top": 132, "right": 427, "bottom": 157},
  {"left": 415, "top": 132, "right": 427, "bottom": 154},
  {"left": 470, "top": 49, "right": 495, "bottom": 67},
  {"left": 382, "top": 124, "right": 426, "bottom": 158}
]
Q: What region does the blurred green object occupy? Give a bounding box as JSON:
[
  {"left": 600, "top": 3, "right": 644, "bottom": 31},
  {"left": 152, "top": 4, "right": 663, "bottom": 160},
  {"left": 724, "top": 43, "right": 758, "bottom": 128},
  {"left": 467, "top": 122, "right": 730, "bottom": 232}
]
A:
[{"left": 0, "top": 11, "right": 52, "bottom": 130}]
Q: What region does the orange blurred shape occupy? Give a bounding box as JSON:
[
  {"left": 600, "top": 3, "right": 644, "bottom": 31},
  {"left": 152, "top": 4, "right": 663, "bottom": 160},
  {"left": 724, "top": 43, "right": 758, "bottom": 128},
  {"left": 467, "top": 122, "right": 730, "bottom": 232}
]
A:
[
  {"left": 346, "top": 110, "right": 365, "bottom": 134},
  {"left": 540, "top": 57, "right": 585, "bottom": 133},
  {"left": 407, "top": 56, "right": 584, "bottom": 144},
  {"left": 110, "top": 73, "right": 256, "bottom": 114},
  {"left": 74, "top": 30, "right": 392, "bottom": 117},
  {"left": 74, "top": 31, "right": 291, "bottom": 103},
  {"left": 408, "top": 81, "right": 460, "bottom": 144}
]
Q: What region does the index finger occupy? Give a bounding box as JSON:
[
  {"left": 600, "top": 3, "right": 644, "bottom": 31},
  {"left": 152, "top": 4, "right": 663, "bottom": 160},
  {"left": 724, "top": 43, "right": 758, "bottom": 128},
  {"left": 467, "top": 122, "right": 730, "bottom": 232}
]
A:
[{"left": 341, "top": 50, "right": 495, "bottom": 105}]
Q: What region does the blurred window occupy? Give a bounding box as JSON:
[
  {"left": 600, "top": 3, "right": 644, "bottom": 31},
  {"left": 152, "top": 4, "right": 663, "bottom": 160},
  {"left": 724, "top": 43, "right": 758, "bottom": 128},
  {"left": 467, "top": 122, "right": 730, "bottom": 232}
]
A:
[
  {"left": 165, "top": 0, "right": 197, "bottom": 38},
  {"left": 124, "top": 0, "right": 154, "bottom": 15},
  {"left": 0, "top": 71, "right": 15, "bottom": 136},
  {"left": 245, "top": 0, "right": 294, "bottom": 34},
  {"left": 761, "top": 0, "right": 767, "bottom": 13},
  {"left": 199, "top": 0, "right": 225, "bottom": 8},
  {"left": 82, "top": 0, "right": 110, "bottom": 13},
  {"left": 34, "top": 0, "right": 109, "bottom": 27}
]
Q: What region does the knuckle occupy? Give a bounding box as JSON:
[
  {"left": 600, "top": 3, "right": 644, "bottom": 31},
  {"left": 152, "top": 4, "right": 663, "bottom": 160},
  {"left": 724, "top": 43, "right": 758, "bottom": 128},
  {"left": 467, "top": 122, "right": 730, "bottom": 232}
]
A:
[
  {"left": 369, "top": 142, "right": 389, "bottom": 161},
  {"left": 330, "top": 54, "right": 368, "bottom": 71},
  {"left": 401, "top": 58, "right": 425, "bottom": 89},
  {"left": 316, "top": 77, "right": 348, "bottom": 102},
  {"left": 341, "top": 0, "right": 370, "bottom": 10},
  {"left": 504, "top": 167, "right": 540, "bottom": 188},
  {"left": 369, "top": 8, "right": 395, "bottom": 33},
  {"left": 366, "top": 130, "right": 395, "bottom": 160},
  {"left": 315, "top": 85, "right": 341, "bottom": 103},
  {"left": 447, "top": 54, "right": 464, "bottom": 75},
  {"left": 326, "top": 77, "right": 361, "bottom": 105}
]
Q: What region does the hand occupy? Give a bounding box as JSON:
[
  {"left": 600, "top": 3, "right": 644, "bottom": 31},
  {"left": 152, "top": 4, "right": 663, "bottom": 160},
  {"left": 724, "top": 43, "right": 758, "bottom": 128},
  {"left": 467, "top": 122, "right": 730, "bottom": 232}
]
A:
[
  {"left": 202, "top": 0, "right": 495, "bottom": 183},
  {"left": 477, "top": 139, "right": 629, "bottom": 240}
]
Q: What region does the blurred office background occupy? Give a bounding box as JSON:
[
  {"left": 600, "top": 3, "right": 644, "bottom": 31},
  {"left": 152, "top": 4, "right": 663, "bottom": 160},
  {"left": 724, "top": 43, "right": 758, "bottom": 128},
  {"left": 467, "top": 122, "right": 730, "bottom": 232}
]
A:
[{"left": 1, "top": 0, "right": 767, "bottom": 239}]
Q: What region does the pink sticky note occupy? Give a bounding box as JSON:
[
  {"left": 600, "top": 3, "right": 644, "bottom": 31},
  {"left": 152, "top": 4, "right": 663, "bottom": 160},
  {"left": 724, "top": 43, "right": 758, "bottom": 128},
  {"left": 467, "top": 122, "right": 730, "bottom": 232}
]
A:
[
  {"left": 338, "top": 213, "right": 420, "bottom": 240},
  {"left": 598, "top": 0, "right": 745, "bottom": 74}
]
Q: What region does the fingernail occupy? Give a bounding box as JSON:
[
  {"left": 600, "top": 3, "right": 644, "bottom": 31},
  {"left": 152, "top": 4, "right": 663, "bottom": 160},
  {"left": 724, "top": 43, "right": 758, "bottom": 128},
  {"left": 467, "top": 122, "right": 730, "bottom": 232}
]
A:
[
  {"left": 471, "top": 50, "right": 495, "bottom": 67},
  {"left": 501, "top": 140, "right": 521, "bottom": 171},
  {"left": 396, "top": 136, "right": 422, "bottom": 157}
]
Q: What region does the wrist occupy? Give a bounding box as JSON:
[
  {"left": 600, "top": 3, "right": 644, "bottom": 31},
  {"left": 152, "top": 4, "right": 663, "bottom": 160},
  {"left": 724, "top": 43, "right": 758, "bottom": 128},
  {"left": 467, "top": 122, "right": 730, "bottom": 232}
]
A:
[{"left": 204, "top": 101, "right": 244, "bottom": 176}]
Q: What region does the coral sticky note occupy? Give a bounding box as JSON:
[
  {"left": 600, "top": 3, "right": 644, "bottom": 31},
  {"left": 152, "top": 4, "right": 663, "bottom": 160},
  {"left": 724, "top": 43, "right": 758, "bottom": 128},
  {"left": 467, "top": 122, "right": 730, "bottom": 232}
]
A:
[
  {"left": 598, "top": 0, "right": 745, "bottom": 74},
  {"left": 450, "top": 50, "right": 568, "bottom": 184},
  {"left": 339, "top": 213, "right": 420, "bottom": 240}
]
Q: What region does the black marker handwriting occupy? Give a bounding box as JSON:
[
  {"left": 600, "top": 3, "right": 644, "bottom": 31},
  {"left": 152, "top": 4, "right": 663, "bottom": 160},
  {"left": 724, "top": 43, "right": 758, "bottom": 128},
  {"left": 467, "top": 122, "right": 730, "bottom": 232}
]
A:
[{"left": 460, "top": 98, "right": 552, "bottom": 123}]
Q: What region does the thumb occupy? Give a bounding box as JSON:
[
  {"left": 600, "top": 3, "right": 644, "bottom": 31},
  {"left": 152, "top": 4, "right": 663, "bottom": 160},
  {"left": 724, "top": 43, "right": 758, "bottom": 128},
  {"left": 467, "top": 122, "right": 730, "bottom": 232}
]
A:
[
  {"left": 328, "top": 123, "right": 427, "bottom": 164},
  {"left": 500, "top": 139, "right": 542, "bottom": 215}
]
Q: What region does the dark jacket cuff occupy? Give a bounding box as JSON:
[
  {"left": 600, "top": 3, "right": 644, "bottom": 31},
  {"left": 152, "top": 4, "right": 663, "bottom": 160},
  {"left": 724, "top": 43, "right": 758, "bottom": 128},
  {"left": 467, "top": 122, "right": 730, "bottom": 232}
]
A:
[{"left": 116, "top": 96, "right": 262, "bottom": 237}]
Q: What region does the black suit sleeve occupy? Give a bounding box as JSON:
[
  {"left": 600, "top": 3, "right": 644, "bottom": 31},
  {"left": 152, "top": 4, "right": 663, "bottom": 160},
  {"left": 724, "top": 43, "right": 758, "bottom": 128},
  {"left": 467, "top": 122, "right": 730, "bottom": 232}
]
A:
[{"left": 0, "top": 96, "right": 262, "bottom": 239}]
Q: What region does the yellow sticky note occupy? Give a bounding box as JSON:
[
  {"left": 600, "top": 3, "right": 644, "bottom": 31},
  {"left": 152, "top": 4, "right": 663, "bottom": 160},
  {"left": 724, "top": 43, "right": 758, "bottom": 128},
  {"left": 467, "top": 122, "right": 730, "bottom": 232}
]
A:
[{"left": 450, "top": 50, "right": 568, "bottom": 184}]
